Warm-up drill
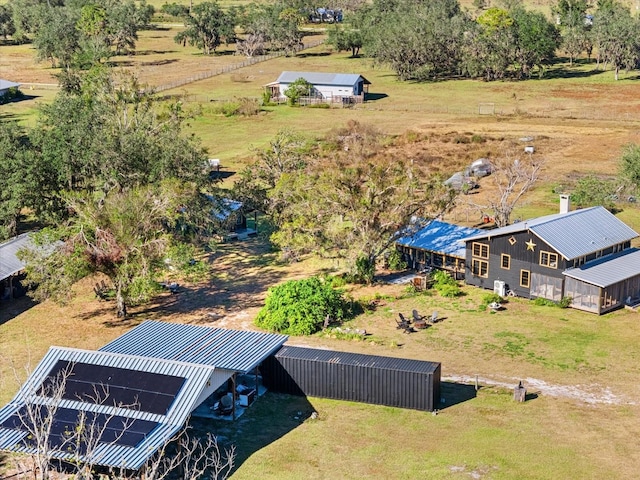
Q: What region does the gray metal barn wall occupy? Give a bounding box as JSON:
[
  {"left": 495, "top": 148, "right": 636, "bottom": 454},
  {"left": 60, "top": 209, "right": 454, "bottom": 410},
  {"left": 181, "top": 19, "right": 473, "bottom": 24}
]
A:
[{"left": 262, "top": 347, "right": 441, "bottom": 412}]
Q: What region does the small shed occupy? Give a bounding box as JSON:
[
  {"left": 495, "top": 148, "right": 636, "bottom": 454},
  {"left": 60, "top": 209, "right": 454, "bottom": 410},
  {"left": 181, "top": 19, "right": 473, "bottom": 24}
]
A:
[
  {"left": 395, "top": 220, "right": 483, "bottom": 279},
  {"left": 265, "top": 71, "right": 370, "bottom": 104},
  {"left": 262, "top": 346, "right": 441, "bottom": 411}
]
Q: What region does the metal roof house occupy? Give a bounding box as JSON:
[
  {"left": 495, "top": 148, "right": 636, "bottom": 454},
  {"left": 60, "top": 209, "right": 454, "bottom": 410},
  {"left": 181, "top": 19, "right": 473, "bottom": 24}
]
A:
[
  {"left": 463, "top": 205, "right": 640, "bottom": 314},
  {"left": 0, "top": 322, "right": 288, "bottom": 471},
  {"left": 395, "top": 220, "right": 483, "bottom": 279},
  {"left": 0, "top": 79, "right": 20, "bottom": 97},
  {"left": 265, "top": 71, "right": 371, "bottom": 104}
]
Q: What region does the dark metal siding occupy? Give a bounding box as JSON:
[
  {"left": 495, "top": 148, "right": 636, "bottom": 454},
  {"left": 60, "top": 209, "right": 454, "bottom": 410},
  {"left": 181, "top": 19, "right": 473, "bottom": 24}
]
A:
[
  {"left": 465, "top": 231, "right": 566, "bottom": 297},
  {"left": 261, "top": 347, "right": 441, "bottom": 411}
]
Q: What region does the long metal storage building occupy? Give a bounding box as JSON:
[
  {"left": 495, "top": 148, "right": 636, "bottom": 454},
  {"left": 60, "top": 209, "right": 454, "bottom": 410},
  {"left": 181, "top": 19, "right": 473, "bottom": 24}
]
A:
[{"left": 262, "top": 346, "right": 441, "bottom": 412}]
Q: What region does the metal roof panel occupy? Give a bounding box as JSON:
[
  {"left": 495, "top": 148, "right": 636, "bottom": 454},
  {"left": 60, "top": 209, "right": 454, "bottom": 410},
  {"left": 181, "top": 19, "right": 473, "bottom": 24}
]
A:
[
  {"left": 0, "top": 347, "right": 215, "bottom": 469},
  {"left": 563, "top": 248, "right": 640, "bottom": 287},
  {"left": 463, "top": 207, "right": 638, "bottom": 259},
  {"left": 396, "top": 220, "right": 484, "bottom": 258},
  {"left": 275, "top": 346, "right": 440, "bottom": 374},
  {"left": 101, "top": 321, "right": 288, "bottom": 374},
  {"left": 276, "top": 71, "right": 364, "bottom": 87}
]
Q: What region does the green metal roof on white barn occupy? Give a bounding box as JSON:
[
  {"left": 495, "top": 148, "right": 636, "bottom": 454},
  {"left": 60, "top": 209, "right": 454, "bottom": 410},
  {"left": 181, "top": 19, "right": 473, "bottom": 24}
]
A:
[
  {"left": 463, "top": 206, "right": 638, "bottom": 260},
  {"left": 100, "top": 320, "right": 288, "bottom": 374}
]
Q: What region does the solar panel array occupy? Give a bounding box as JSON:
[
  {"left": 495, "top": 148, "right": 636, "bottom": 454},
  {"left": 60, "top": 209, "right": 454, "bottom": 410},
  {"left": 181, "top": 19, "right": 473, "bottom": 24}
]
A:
[
  {"left": 1, "top": 405, "right": 158, "bottom": 450},
  {"left": 40, "top": 360, "right": 186, "bottom": 415}
]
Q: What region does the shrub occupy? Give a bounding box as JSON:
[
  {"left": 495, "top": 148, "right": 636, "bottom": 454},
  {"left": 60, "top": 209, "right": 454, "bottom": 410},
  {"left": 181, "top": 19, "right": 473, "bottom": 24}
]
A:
[
  {"left": 432, "top": 270, "right": 462, "bottom": 297},
  {"left": 482, "top": 293, "right": 503, "bottom": 305},
  {"left": 386, "top": 249, "right": 407, "bottom": 271},
  {"left": 533, "top": 297, "right": 557, "bottom": 307},
  {"left": 471, "top": 134, "right": 486, "bottom": 143},
  {"left": 255, "top": 276, "right": 348, "bottom": 335},
  {"left": 0, "top": 87, "right": 24, "bottom": 105},
  {"left": 307, "top": 102, "right": 330, "bottom": 109},
  {"left": 559, "top": 296, "right": 572, "bottom": 308},
  {"left": 348, "top": 255, "right": 375, "bottom": 284},
  {"left": 533, "top": 296, "right": 572, "bottom": 308},
  {"left": 160, "top": 2, "right": 189, "bottom": 17},
  {"left": 212, "top": 97, "right": 260, "bottom": 117},
  {"left": 436, "top": 283, "right": 461, "bottom": 297}
]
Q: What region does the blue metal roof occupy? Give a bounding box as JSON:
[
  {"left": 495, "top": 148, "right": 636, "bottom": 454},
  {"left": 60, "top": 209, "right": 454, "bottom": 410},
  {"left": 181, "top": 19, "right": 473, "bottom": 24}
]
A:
[
  {"left": 0, "top": 347, "right": 215, "bottom": 469},
  {"left": 563, "top": 248, "right": 640, "bottom": 288},
  {"left": 276, "top": 71, "right": 370, "bottom": 87},
  {"left": 463, "top": 207, "right": 638, "bottom": 260},
  {"left": 101, "top": 321, "right": 288, "bottom": 374},
  {"left": 396, "top": 220, "right": 484, "bottom": 259}
]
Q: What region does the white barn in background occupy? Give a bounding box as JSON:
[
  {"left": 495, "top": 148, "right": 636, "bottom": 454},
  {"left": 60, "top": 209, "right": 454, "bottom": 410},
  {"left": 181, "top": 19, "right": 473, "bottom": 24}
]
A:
[{"left": 265, "top": 71, "right": 371, "bottom": 104}]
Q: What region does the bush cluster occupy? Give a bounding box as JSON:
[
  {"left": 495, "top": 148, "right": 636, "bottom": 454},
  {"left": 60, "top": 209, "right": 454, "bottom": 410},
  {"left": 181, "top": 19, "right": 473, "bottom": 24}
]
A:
[
  {"left": 212, "top": 97, "right": 261, "bottom": 117},
  {"left": 255, "top": 276, "right": 349, "bottom": 335},
  {"left": 431, "top": 270, "right": 462, "bottom": 297}
]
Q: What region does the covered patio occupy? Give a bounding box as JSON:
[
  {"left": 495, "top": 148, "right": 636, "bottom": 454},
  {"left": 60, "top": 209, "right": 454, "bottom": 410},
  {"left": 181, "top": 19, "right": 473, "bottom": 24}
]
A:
[{"left": 563, "top": 248, "right": 640, "bottom": 314}]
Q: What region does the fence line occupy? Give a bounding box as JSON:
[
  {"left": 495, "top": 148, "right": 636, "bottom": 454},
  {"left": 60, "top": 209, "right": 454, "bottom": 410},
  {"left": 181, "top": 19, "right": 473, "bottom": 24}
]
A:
[{"left": 155, "top": 39, "right": 325, "bottom": 93}]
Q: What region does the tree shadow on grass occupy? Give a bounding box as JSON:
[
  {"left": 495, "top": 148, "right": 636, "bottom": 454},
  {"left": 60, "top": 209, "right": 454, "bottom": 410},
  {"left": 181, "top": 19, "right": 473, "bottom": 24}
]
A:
[
  {"left": 538, "top": 64, "right": 605, "bottom": 81},
  {"left": 295, "top": 52, "right": 331, "bottom": 58},
  {"left": 0, "top": 296, "right": 38, "bottom": 326},
  {"left": 192, "top": 392, "right": 315, "bottom": 473}
]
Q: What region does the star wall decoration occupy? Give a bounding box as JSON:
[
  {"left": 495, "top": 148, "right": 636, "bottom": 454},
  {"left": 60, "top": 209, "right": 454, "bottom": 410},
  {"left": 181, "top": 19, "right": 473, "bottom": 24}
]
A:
[{"left": 526, "top": 239, "right": 537, "bottom": 251}]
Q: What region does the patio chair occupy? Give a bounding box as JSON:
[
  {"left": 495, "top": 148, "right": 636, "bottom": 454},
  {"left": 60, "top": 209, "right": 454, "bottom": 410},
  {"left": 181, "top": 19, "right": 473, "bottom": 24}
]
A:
[
  {"left": 412, "top": 310, "right": 424, "bottom": 322},
  {"left": 396, "top": 313, "right": 410, "bottom": 329},
  {"left": 429, "top": 311, "right": 438, "bottom": 324}
]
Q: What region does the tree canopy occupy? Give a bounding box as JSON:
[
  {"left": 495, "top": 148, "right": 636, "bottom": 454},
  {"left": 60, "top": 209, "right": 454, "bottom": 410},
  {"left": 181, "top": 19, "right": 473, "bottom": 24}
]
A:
[
  {"left": 8, "top": 68, "right": 217, "bottom": 317},
  {"left": 174, "top": 1, "right": 236, "bottom": 55}
]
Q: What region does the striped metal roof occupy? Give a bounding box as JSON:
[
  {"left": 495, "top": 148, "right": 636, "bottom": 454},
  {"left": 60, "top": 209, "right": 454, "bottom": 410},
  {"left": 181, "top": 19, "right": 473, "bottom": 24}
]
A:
[
  {"left": 276, "top": 71, "right": 370, "bottom": 87},
  {"left": 0, "top": 233, "right": 32, "bottom": 281},
  {"left": 275, "top": 346, "right": 440, "bottom": 374},
  {"left": 0, "top": 346, "right": 215, "bottom": 469},
  {"left": 463, "top": 207, "right": 638, "bottom": 260},
  {"left": 563, "top": 248, "right": 640, "bottom": 288},
  {"left": 100, "top": 321, "right": 288, "bottom": 374},
  {"left": 395, "top": 220, "right": 483, "bottom": 258}
]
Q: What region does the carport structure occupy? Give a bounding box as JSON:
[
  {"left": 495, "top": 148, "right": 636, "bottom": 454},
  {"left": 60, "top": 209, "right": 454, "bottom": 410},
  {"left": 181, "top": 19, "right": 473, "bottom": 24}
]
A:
[{"left": 0, "top": 321, "right": 287, "bottom": 471}]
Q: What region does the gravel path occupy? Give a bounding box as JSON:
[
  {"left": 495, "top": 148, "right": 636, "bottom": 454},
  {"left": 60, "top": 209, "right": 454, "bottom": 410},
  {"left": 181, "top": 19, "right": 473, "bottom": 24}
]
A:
[{"left": 444, "top": 374, "right": 636, "bottom": 406}]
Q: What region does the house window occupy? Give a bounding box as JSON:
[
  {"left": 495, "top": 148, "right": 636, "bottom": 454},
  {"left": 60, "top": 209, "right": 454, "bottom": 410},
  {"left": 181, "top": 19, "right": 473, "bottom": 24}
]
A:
[
  {"left": 501, "top": 254, "right": 510, "bottom": 270},
  {"left": 472, "top": 259, "right": 488, "bottom": 277},
  {"left": 520, "top": 270, "right": 530, "bottom": 287},
  {"left": 472, "top": 242, "right": 489, "bottom": 259},
  {"left": 539, "top": 251, "right": 558, "bottom": 268},
  {"left": 508, "top": 236, "right": 517, "bottom": 245}
]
